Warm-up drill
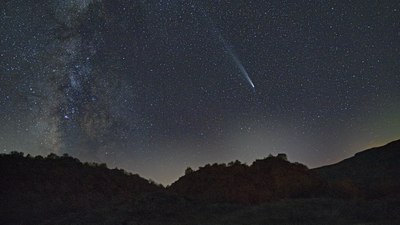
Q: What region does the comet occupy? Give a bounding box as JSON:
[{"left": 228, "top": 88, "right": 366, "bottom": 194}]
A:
[
  {"left": 191, "top": 2, "right": 256, "bottom": 90},
  {"left": 219, "top": 36, "right": 255, "bottom": 89}
]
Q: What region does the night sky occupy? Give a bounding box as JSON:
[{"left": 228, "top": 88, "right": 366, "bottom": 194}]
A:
[{"left": 1, "top": 0, "right": 399, "bottom": 184}]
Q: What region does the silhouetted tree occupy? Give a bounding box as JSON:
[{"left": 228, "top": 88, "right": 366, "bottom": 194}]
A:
[
  {"left": 10, "top": 151, "right": 24, "bottom": 157},
  {"left": 277, "top": 153, "right": 288, "bottom": 161},
  {"left": 185, "top": 167, "right": 194, "bottom": 175},
  {"left": 46, "top": 153, "right": 59, "bottom": 159},
  {"left": 228, "top": 160, "right": 242, "bottom": 167}
]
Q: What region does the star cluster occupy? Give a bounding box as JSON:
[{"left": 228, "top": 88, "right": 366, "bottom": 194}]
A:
[{"left": 1, "top": 0, "right": 399, "bottom": 184}]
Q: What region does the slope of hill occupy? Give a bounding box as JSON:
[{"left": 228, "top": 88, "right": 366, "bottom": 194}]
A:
[
  {"left": 313, "top": 139, "right": 400, "bottom": 198},
  {"left": 0, "top": 152, "right": 163, "bottom": 224},
  {"left": 169, "top": 155, "right": 326, "bottom": 204},
  {"left": 1, "top": 140, "right": 400, "bottom": 224}
]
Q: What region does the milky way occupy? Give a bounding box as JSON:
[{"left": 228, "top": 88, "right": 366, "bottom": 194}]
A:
[{"left": 1, "top": 0, "right": 399, "bottom": 184}]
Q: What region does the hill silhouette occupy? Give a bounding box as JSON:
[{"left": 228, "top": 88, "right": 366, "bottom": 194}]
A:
[
  {"left": 313, "top": 139, "right": 400, "bottom": 199},
  {"left": 1, "top": 139, "right": 400, "bottom": 224},
  {"left": 0, "top": 152, "right": 163, "bottom": 224},
  {"left": 169, "top": 154, "right": 326, "bottom": 204}
]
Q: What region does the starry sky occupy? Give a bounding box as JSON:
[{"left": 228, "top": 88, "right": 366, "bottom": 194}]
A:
[{"left": 1, "top": 0, "right": 399, "bottom": 184}]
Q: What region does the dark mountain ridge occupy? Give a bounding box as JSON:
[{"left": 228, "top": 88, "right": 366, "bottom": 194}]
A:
[
  {"left": 1, "top": 139, "right": 399, "bottom": 224},
  {"left": 168, "top": 154, "right": 326, "bottom": 204},
  {"left": 0, "top": 152, "right": 163, "bottom": 224},
  {"left": 169, "top": 139, "right": 400, "bottom": 203},
  {"left": 313, "top": 139, "right": 400, "bottom": 198}
]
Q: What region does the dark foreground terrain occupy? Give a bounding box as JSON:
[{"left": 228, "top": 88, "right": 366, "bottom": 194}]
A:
[{"left": 1, "top": 140, "right": 400, "bottom": 225}]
